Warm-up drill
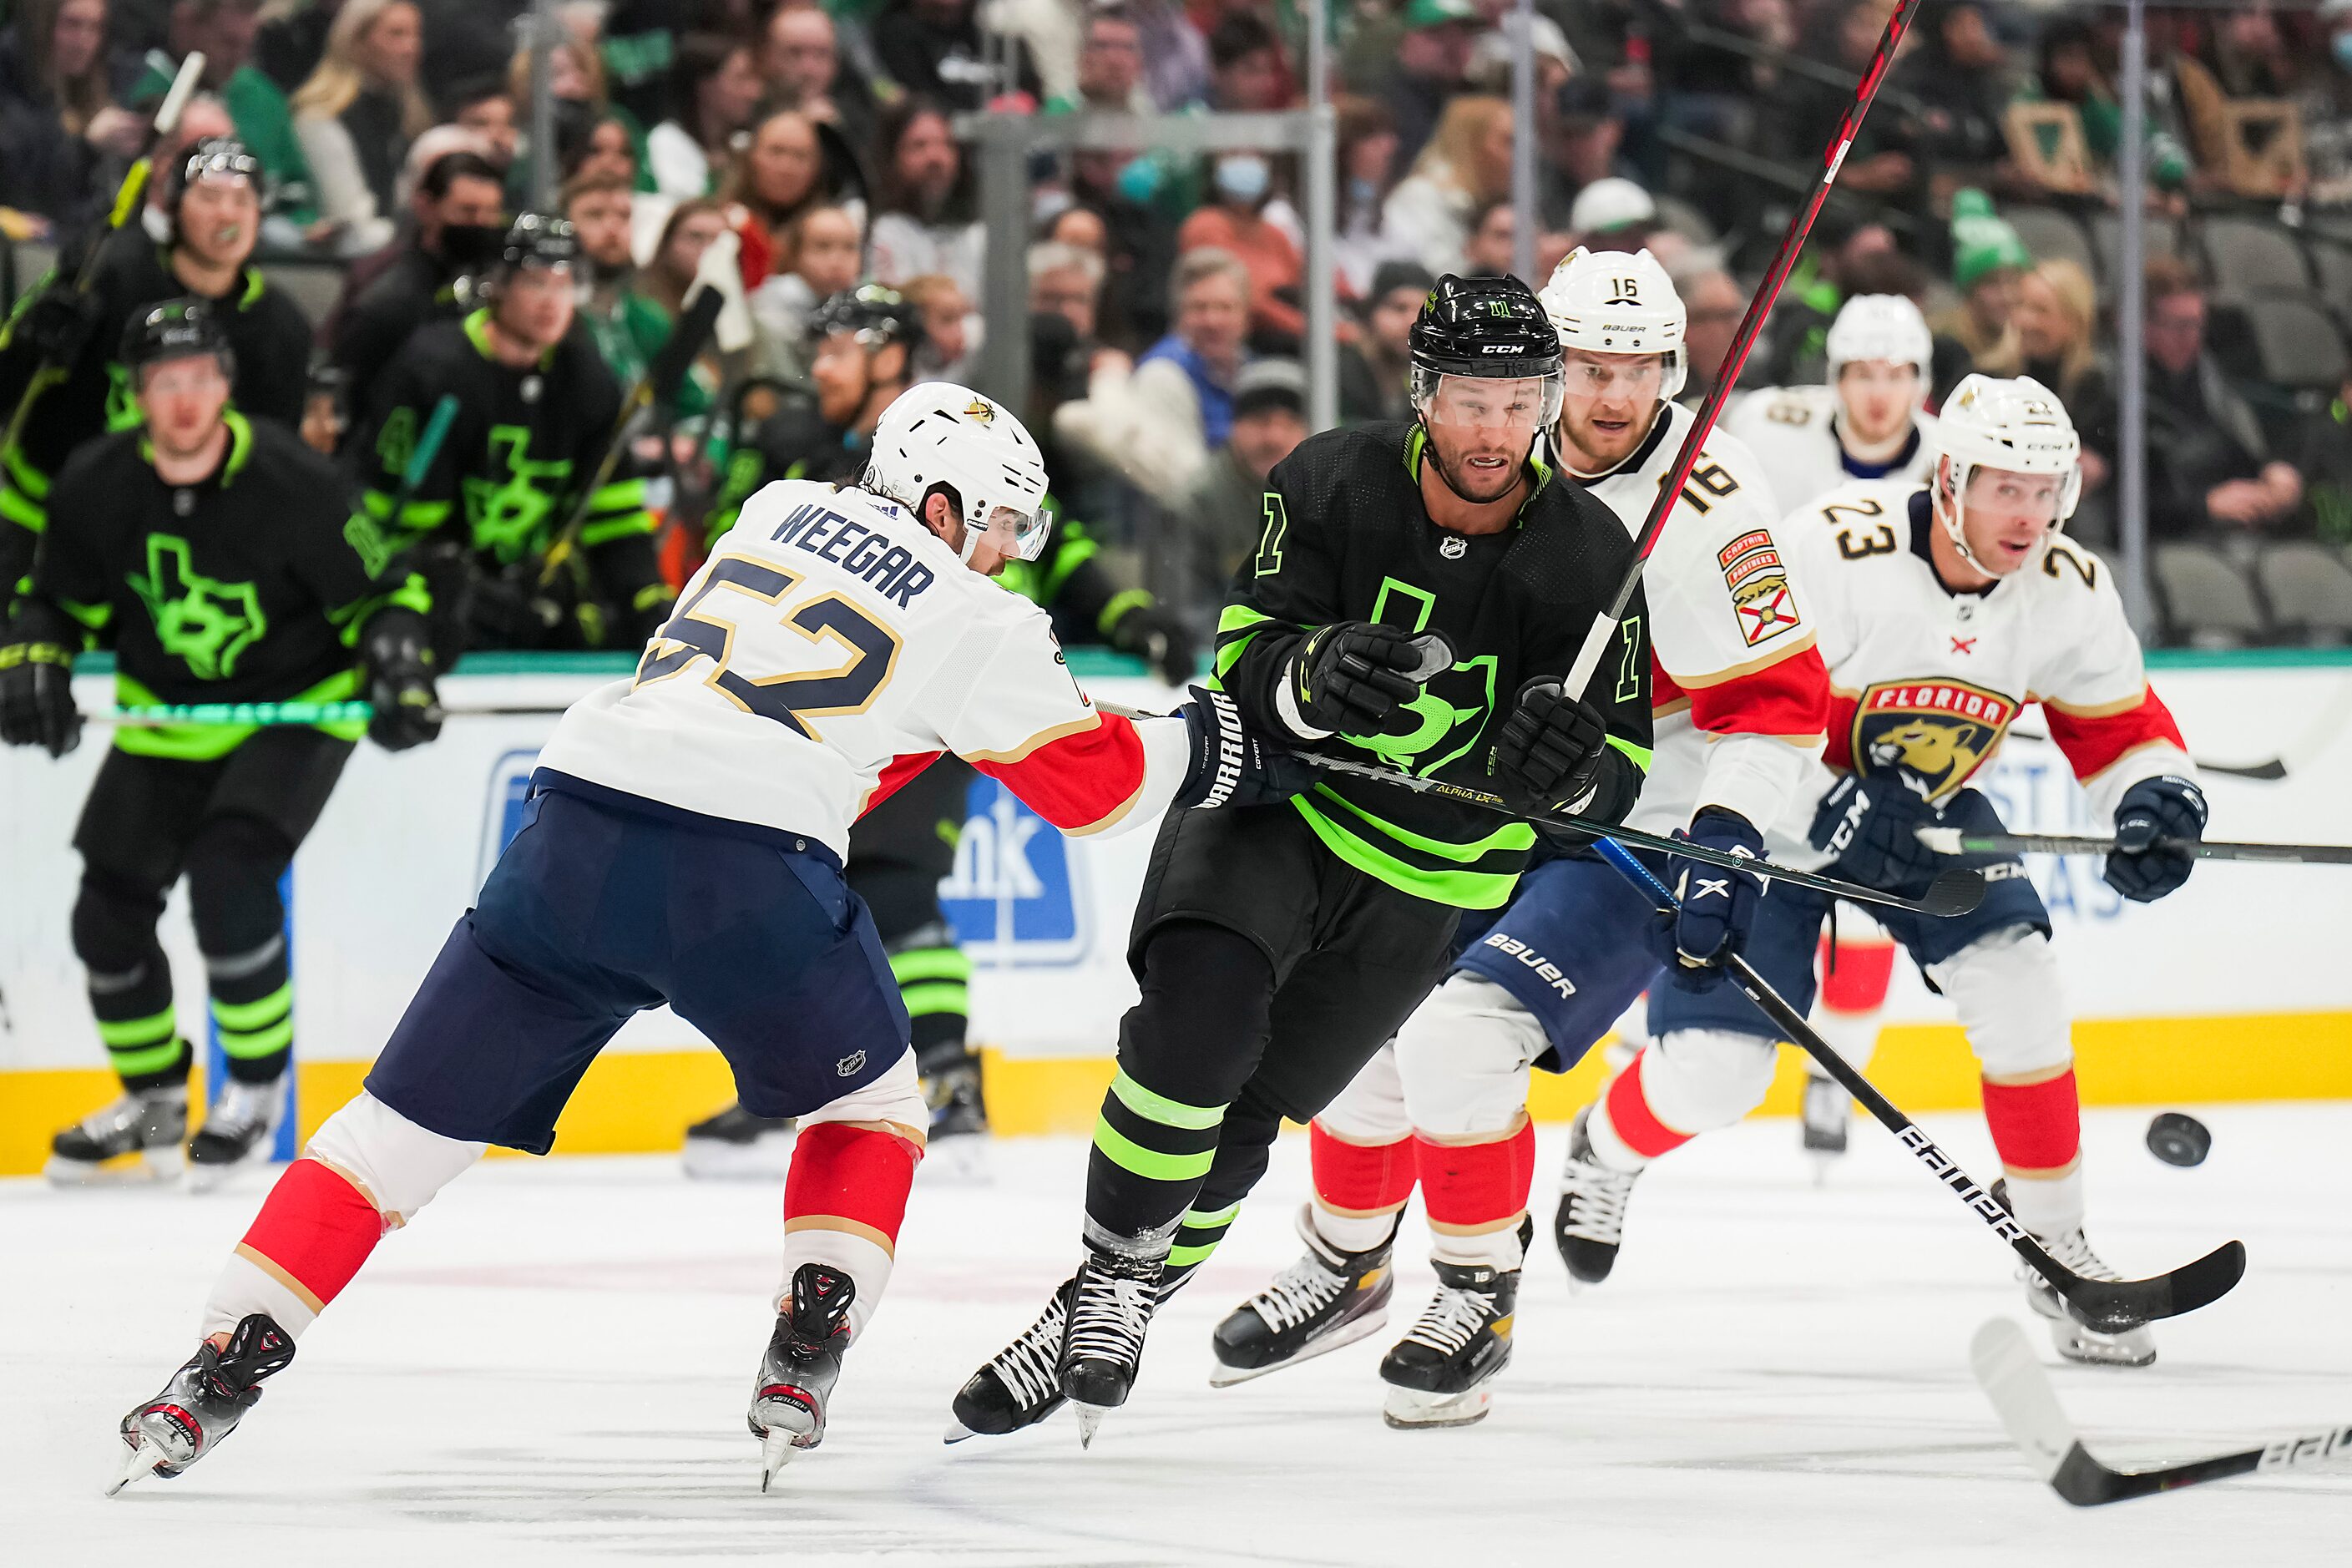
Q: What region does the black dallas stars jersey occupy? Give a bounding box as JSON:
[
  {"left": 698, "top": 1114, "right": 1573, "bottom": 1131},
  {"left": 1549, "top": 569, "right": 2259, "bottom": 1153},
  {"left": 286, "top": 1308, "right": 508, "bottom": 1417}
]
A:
[{"left": 1215, "top": 421, "right": 1652, "bottom": 910}]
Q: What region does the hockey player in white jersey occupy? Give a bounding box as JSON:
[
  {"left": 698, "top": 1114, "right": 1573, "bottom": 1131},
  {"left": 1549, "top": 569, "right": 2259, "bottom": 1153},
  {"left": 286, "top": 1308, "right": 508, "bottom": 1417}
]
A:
[
  {"left": 1206, "top": 248, "right": 1831, "bottom": 1427},
  {"left": 105, "top": 382, "right": 1310, "bottom": 1495},
  {"left": 1562, "top": 375, "right": 2208, "bottom": 1369},
  {"left": 1727, "top": 292, "right": 1940, "bottom": 1164}
]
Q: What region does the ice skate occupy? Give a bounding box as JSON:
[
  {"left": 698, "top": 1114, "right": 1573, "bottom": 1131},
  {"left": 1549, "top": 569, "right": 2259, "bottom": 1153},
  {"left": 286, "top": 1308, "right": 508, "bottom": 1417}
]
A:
[
  {"left": 186, "top": 1077, "right": 286, "bottom": 1192},
  {"left": 1379, "top": 1262, "right": 1518, "bottom": 1429},
  {"left": 682, "top": 1102, "right": 797, "bottom": 1181},
  {"left": 748, "top": 1263, "right": 857, "bottom": 1489},
  {"left": 919, "top": 1059, "right": 991, "bottom": 1185},
  {"left": 1800, "top": 1074, "right": 1850, "bottom": 1181},
  {"left": 945, "top": 1277, "right": 1073, "bottom": 1442},
  {"left": 1209, "top": 1206, "right": 1395, "bottom": 1386},
  {"left": 47, "top": 1085, "right": 188, "bottom": 1186},
  {"left": 1554, "top": 1105, "right": 1638, "bottom": 1288},
  {"left": 1060, "top": 1241, "right": 1165, "bottom": 1447},
  {"left": 2020, "top": 1226, "right": 2157, "bottom": 1368},
  {"left": 109, "top": 1313, "right": 295, "bottom": 1494}
]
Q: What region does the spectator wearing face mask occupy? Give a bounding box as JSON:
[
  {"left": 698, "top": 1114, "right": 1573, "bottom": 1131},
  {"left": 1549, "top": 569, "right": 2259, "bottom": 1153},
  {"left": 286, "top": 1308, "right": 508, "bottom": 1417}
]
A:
[
  {"left": 1175, "top": 152, "right": 1304, "bottom": 351},
  {"left": 1336, "top": 258, "right": 1432, "bottom": 424},
  {"left": 866, "top": 98, "right": 982, "bottom": 299},
  {"left": 326, "top": 145, "right": 506, "bottom": 397}
]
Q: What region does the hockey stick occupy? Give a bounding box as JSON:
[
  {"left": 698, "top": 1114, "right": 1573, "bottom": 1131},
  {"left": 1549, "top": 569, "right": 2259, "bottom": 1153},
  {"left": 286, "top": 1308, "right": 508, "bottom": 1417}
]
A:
[
  {"left": 1998, "top": 722, "right": 2285, "bottom": 782},
  {"left": 1558, "top": 0, "right": 1929, "bottom": 699},
  {"left": 1916, "top": 827, "right": 2352, "bottom": 867},
  {"left": 1, "top": 52, "right": 205, "bottom": 455},
  {"left": 537, "top": 284, "right": 726, "bottom": 586},
  {"left": 86, "top": 700, "right": 573, "bottom": 726},
  {"left": 1303, "top": 751, "right": 1985, "bottom": 918},
  {"left": 1590, "top": 837, "right": 2246, "bottom": 1333},
  {"left": 1970, "top": 1318, "right": 2349, "bottom": 1505}
]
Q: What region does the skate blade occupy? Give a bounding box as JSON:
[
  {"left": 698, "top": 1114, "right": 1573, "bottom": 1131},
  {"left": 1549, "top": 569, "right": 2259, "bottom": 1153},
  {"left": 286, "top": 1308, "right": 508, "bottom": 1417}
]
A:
[
  {"left": 1207, "top": 1308, "right": 1389, "bottom": 1388},
  {"left": 1381, "top": 1383, "right": 1495, "bottom": 1430},
  {"left": 185, "top": 1152, "right": 270, "bottom": 1195},
  {"left": 942, "top": 1417, "right": 976, "bottom": 1445},
  {"left": 48, "top": 1147, "right": 185, "bottom": 1188},
  {"left": 1073, "top": 1403, "right": 1108, "bottom": 1449},
  {"left": 106, "top": 1435, "right": 163, "bottom": 1496},
  {"left": 757, "top": 1429, "right": 804, "bottom": 1491},
  {"left": 2051, "top": 1323, "right": 2157, "bottom": 1369}
]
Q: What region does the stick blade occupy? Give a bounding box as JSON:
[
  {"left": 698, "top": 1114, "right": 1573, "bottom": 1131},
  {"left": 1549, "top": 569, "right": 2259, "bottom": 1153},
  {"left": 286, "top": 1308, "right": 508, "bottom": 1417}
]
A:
[
  {"left": 1970, "top": 1318, "right": 2076, "bottom": 1485},
  {"left": 2058, "top": 1239, "right": 2246, "bottom": 1333},
  {"left": 1920, "top": 867, "right": 1987, "bottom": 917},
  {"left": 2205, "top": 757, "right": 2286, "bottom": 782}
]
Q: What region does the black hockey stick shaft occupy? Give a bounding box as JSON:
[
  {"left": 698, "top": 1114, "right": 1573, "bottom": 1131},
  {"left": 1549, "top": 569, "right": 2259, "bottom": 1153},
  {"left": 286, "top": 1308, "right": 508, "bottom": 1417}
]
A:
[
  {"left": 1592, "top": 838, "right": 2243, "bottom": 1333},
  {"left": 1920, "top": 827, "right": 2352, "bottom": 867},
  {"left": 1560, "top": 0, "right": 1930, "bottom": 695},
  {"left": 1303, "top": 752, "right": 1985, "bottom": 918},
  {"left": 1970, "top": 1318, "right": 2344, "bottom": 1505},
  {"left": 2, "top": 52, "right": 205, "bottom": 453},
  {"left": 539, "top": 284, "right": 726, "bottom": 584}
]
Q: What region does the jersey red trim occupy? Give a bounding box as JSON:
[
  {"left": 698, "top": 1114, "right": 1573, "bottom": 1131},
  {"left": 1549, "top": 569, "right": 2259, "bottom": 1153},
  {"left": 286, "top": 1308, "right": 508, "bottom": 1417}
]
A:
[
  {"left": 1654, "top": 645, "right": 1829, "bottom": 741},
  {"left": 972, "top": 712, "right": 1151, "bottom": 834},
  {"left": 862, "top": 751, "right": 944, "bottom": 817},
  {"left": 2043, "top": 685, "right": 2187, "bottom": 782}
]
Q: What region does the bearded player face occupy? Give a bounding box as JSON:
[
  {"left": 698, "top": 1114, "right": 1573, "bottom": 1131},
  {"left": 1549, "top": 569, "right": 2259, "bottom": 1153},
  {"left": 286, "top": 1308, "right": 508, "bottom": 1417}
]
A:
[{"left": 1419, "top": 373, "right": 1550, "bottom": 504}]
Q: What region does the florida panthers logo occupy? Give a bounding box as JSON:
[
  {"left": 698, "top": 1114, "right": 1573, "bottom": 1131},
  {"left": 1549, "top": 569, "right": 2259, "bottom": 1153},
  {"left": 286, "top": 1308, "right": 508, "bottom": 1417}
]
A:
[{"left": 1849, "top": 678, "right": 2018, "bottom": 800}]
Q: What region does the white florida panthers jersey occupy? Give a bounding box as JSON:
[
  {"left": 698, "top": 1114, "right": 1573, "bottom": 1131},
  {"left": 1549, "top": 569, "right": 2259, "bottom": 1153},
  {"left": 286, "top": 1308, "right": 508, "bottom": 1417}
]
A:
[
  {"left": 1569, "top": 401, "right": 1828, "bottom": 837},
  {"left": 1768, "top": 478, "right": 2195, "bottom": 853},
  {"left": 537, "top": 479, "right": 1191, "bottom": 858},
  {"left": 1723, "top": 384, "right": 1940, "bottom": 513}
]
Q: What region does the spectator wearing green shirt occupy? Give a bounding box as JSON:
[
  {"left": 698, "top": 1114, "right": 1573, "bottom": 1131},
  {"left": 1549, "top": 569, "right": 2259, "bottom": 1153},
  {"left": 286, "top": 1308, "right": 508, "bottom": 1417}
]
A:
[
  {"left": 134, "top": 0, "right": 323, "bottom": 250},
  {"left": 564, "top": 169, "right": 712, "bottom": 422}
]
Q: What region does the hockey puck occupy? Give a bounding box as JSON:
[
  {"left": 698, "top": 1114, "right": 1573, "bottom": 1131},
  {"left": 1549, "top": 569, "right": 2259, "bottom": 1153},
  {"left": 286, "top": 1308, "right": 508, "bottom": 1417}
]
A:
[{"left": 2146, "top": 1111, "right": 2212, "bottom": 1167}]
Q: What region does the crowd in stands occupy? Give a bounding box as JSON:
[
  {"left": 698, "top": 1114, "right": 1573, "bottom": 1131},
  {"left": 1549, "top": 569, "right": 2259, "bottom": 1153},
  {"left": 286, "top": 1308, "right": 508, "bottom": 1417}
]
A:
[{"left": 2, "top": 0, "right": 2350, "bottom": 649}]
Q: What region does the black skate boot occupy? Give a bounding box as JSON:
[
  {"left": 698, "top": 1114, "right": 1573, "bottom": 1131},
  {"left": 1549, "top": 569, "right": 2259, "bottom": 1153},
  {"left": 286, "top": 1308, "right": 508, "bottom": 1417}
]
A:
[
  {"left": 1990, "top": 1181, "right": 2156, "bottom": 1368},
  {"left": 921, "top": 1057, "right": 991, "bottom": 1183},
  {"left": 1553, "top": 1105, "right": 1638, "bottom": 1288},
  {"left": 1060, "top": 1241, "right": 1166, "bottom": 1447},
  {"left": 945, "top": 1277, "right": 1074, "bottom": 1443},
  {"left": 1800, "top": 1074, "right": 1849, "bottom": 1176},
  {"left": 683, "top": 1101, "right": 797, "bottom": 1181},
  {"left": 48, "top": 1083, "right": 188, "bottom": 1186},
  {"left": 1210, "top": 1205, "right": 1396, "bottom": 1387},
  {"left": 110, "top": 1313, "right": 295, "bottom": 1493},
  {"left": 187, "top": 1078, "right": 286, "bottom": 1193},
  {"left": 1378, "top": 1262, "right": 1518, "bottom": 1429},
  {"left": 748, "top": 1262, "right": 857, "bottom": 1489}
]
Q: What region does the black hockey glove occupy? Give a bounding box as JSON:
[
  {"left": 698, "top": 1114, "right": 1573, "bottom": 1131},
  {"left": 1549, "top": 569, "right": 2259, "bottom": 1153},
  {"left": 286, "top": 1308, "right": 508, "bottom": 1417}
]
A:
[
  {"left": 0, "top": 636, "right": 79, "bottom": 756},
  {"left": 18, "top": 286, "right": 104, "bottom": 364},
  {"left": 1493, "top": 676, "right": 1610, "bottom": 816},
  {"left": 2104, "top": 775, "right": 2206, "bottom": 903},
  {"left": 1175, "top": 685, "right": 1315, "bottom": 809},
  {"left": 465, "top": 569, "right": 566, "bottom": 650},
  {"left": 1108, "top": 599, "right": 1201, "bottom": 685},
  {"left": 1277, "top": 622, "right": 1451, "bottom": 741},
  {"left": 361, "top": 609, "right": 443, "bottom": 752},
  {"left": 1806, "top": 771, "right": 1942, "bottom": 893},
  {"left": 1641, "top": 807, "right": 1767, "bottom": 993}
]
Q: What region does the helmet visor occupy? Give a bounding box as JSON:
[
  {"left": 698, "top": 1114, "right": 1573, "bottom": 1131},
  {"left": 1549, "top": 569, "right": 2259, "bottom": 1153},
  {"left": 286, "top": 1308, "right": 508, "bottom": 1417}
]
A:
[
  {"left": 981, "top": 503, "right": 1055, "bottom": 563},
  {"left": 1412, "top": 368, "right": 1565, "bottom": 435}
]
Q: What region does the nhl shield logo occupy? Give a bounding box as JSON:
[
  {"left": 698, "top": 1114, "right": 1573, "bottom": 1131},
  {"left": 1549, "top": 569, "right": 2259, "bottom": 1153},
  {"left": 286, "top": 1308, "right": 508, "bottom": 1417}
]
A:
[
  {"left": 837, "top": 1050, "right": 867, "bottom": 1077},
  {"left": 1850, "top": 678, "right": 2018, "bottom": 799}
]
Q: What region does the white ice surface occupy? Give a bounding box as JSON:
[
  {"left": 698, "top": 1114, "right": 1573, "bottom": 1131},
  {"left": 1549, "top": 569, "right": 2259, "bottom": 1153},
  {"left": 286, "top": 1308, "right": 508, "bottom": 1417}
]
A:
[{"left": 7, "top": 1102, "right": 2352, "bottom": 1566}]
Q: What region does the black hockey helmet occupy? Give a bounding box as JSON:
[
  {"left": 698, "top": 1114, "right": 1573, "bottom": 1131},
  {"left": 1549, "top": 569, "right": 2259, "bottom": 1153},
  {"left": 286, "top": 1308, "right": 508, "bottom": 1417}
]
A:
[
  {"left": 1408, "top": 274, "right": 1564, "bottom": 381},
  {"left": 120, "top": 296, "right": 235, "bottom": 381},
  {"left": 806, "top": 283, "right": 922, "bottom": 353},
  {"left": 492, "top": 212, "right": 580, "bottom": 279}
]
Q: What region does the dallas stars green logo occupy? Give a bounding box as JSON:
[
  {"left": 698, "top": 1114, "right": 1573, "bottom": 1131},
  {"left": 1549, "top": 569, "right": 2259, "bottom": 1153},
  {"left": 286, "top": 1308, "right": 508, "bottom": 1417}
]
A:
[
  {"left": 463, "top": 425, "right": 573, "bottom": 564},
  {"left": 129, "top": 535, "right": 266, "bottom": 679}
]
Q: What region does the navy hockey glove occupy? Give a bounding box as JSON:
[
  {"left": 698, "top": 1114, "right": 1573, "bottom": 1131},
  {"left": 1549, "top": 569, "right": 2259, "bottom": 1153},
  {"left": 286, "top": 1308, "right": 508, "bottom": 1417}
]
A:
[
  {"left": 1279, "top": 621, "right": 1450, "bottom": 740},
  {"left": 361, "top": 610, "right": 443, "bottom": 752},
  {"left": 2104, "top": 775, "right": 2206, "bottom": 903},
  {"left": 1494, "top": 676, "right": 1610, "bottom": 816},
  {"left": 1176, "top": 685, "right": 1314, "bottom": 809},
  {"left": 1643, "top": 807, "right": 1766, "bottom": 992},
  {"left": 0, "top": 636, "right": 79, "bottom": 756},
  {"left": 1807, "top": 771, "right": 1942, "bottom": 893},
  {"left": 1108, "top": 599, "right": 1201, "bottom": 685}
]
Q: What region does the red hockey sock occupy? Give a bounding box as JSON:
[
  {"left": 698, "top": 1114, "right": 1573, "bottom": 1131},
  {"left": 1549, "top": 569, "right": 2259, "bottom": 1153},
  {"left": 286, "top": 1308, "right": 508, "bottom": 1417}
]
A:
[
  {"left": 1981, "top": 1068, "right": 2081, "bottom": 1174},
  {"left": 1819, "top": 936, "right": 1897, "bottom": 1014},
  {"left": 236, "top": 1157, "right": 387, "bottom": 1316},
  {"left": 1414, "top": 1118, "right": 1536, "bottom": 1233},
  {"left": 1309, "top": 1121, "right": 1417, "bottom": 1216},
  {"left": 1601, "top": 1050, "right": 1695, "bottom": 1162},
  {"left": 783, "top": 1121, "right": 921, "bottom": 1250}
]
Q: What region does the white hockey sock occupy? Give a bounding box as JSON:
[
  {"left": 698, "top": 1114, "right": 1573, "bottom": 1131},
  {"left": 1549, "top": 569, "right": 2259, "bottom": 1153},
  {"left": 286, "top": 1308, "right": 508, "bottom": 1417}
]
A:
[
  {"left": 1311, "top": 1200, "right": 1403, "bottom": 1257},
  {"left": 2003, "top": 1166, "right": 2086, "bottom": 1239}
]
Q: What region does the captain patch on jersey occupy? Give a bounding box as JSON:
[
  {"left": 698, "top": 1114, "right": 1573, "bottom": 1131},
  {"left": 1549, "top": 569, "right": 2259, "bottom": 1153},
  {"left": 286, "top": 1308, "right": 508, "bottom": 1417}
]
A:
[{"left": 1715, "top": 529, "right": 1801, "bottom": 647}]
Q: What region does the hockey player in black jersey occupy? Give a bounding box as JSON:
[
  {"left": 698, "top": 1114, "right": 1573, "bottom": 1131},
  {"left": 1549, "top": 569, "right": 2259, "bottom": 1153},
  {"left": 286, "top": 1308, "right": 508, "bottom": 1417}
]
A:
[
  {"left": 349, "top": 214, "right": 674, "bottom": 660},
  {"left": 0, "top": 139, "right": 313, "bottom": 602},
  {"left": 0, "top": 299, "right": 442, "bottom": 1189},
  {"left": 951, "top": 274, "right": 1655, "bottom": 1444}
]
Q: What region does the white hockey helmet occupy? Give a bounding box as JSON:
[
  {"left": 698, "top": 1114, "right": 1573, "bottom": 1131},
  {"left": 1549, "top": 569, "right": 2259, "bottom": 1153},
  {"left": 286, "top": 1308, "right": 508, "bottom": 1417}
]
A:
[
  {"left": 1537, "top": 246, "right": 1687, "bottom": 400},
  {"left": 865, "top": 382, "right": 1054, "bottom": 564},
  {"left": 1932, "top": 373, "right": 2082, "bottom": 565},
  {"left": 1824, "top": 293, "right": 1933, "bottom": 383}
]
